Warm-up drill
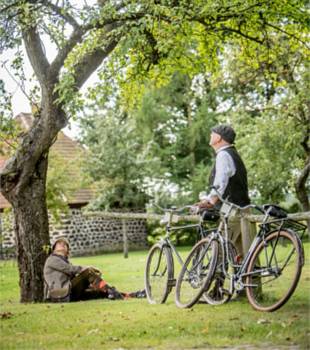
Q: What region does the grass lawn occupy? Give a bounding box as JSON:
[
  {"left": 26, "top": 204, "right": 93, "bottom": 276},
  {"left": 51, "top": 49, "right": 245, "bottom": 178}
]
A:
[{"left": 0, "top": 244, "right": 309, "bottom": 350}]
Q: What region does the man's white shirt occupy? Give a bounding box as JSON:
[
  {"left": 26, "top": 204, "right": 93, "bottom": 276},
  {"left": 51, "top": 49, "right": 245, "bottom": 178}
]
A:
[{"left": 201, "top": 145, "right": 236, "bottom": 200}]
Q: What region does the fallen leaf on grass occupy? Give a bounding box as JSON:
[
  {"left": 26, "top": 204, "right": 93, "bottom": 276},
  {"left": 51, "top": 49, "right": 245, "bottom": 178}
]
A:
[
  {"left": 0, "top": 312, "right": 13, "bottom": 319},
  {"left": 108, "top": 337, "right": 120, "bottom": 342},
  {"left": 87, "top": 328, "right": 99, "bottom": 335},
  {"left": 257, "top": 319, "right": 271, "bottom": 324},
  {"left": 266, "top": 331, "right": 273, "bottom": 338},
  {"left": 202, "top": 327, "right": 208, "bottom": 334},
  {"left": 137, "top": 331, "right": 147, "bottom": 336}
]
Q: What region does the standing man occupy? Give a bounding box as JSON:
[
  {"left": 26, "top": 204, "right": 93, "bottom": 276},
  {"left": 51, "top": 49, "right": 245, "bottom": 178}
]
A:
[{"left": 197, "top": 124, "right": 251, "bottom": 257}]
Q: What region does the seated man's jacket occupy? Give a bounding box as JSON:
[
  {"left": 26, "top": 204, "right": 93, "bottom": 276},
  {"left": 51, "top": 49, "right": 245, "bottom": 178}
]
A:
[{"left": 43, "top": 253, "right": 83, "bottom": 301}]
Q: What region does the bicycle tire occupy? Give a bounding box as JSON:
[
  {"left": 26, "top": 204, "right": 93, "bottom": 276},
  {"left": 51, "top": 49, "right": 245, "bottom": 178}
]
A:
[
  {"left": 203, "top": 240, "right": 237, "bottom": 305},
  {"left": 175, "top": 238, "right": 218, "bottom": 308},
  {"left": 145, "top": 243, "right": 174, "bottom": 304},
  {"left": 246, "top": 229, "right": 303, "bottom": 312}
]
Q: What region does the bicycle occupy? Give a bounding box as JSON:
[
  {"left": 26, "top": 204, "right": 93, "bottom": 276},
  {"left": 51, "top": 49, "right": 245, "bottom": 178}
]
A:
[
  {"left": 175, "top": 189, "right": 306, "bottom": 311},
  {"left": 144, "top": 205, "right": 218, "bottom": 304}
]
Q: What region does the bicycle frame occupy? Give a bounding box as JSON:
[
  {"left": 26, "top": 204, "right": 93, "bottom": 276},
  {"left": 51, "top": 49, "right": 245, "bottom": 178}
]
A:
[
  {"left": 156, "top": 208, "right": 217, "bottom": 287},
  {"left": 212, "top": 201, "right": 306, "bottom": 295},
  {"left": 160, "top": 219, "right": 211, "bottom": 269}
]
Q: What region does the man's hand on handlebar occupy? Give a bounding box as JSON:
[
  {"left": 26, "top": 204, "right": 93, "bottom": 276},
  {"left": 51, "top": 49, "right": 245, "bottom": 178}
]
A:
[
  {"left": 196, "top": 200, "right": 214, "bottom": 209},
  {"left": 190, "top": 201, "right": 213, "bottom": 215}
]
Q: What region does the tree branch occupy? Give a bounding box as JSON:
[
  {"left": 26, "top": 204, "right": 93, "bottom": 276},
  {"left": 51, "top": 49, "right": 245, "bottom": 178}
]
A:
[
  {"left": 0, "top": 1, "right": 20, "bottom": 14},
  {"left": 22, "top": 26, "right": 50, "bottom": 85},
  {"left": 218, "top": 25, "right": 264, "bottom": 45},
  {"left": 43, "top": 0, "right": 80, "bottom": 30},
  {"left": 74, "top": 36, "right": 121, "bottom": 89},
  {"left": 49, "top": 27, "right": 84, "bottom": 77},
  {"left": 265, "top": 22, "right": 310, "bottom": 49}
]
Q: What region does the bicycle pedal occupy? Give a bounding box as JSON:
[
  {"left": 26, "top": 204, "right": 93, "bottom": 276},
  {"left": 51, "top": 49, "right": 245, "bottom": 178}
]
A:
[{"left": 168, "top": 279, "right": 176, "bottom": 287}]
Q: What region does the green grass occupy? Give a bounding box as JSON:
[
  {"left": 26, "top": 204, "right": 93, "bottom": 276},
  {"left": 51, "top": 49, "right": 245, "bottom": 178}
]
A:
[{"left": 0, "top": 244, "right": 309, "bottom": 350}]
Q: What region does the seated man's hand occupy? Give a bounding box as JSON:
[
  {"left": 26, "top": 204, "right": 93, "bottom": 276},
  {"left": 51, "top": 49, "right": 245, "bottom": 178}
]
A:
[
  {"left": 81, "top": 266, "right": 101, "bottom": 275},
  {"left": 196, "top": 200, "right": 214, "bottom": 209}
]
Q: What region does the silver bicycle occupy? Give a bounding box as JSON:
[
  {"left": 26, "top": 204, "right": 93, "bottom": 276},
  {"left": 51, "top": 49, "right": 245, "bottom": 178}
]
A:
[
  {"left": 175, "top": 189, "right": 306, "bottom": 311},
  {"left": 145, "top": 205, "right": 218, "bottom": 304}
]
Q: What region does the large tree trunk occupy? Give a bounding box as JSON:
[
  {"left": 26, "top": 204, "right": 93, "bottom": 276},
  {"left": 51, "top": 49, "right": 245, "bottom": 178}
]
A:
[
  {"left": 13, "top": 154, "right": 50, "bottom": 302},
  {"left": 0, "top": 104, "right": 65, "bottom": 302}
]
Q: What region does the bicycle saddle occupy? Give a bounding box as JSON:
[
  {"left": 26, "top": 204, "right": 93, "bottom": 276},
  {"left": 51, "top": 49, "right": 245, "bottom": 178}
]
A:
[{"left": 262, "top": 204, "right": 287, "bottom": 219}]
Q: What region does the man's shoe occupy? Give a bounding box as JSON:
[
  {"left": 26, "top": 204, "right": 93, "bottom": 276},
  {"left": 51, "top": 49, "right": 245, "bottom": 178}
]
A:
[
  {"left": 128, "top": 289, "right": 146, "bottom": 298},
  {"left": 107, "top": 286, "right": 124, "bottom": 300}
]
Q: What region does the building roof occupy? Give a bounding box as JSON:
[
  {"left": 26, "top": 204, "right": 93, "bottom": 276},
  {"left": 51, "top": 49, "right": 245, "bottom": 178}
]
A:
[{"left": 0, "top": 113, "right": 94, "bottom": 209}]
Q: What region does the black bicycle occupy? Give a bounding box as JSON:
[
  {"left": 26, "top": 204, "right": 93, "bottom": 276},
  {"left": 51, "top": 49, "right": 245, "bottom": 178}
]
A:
[
  {"left": 144, "top": 205, "right": 218, "bottom": 304},
  {"left": 176, "top": 190, "right": 306, "bottom": 311}
]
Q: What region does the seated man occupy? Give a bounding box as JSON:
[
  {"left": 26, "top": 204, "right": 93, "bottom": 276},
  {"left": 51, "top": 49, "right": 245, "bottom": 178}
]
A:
[{"left": 44, "top": 237, "right": 145, "bottom": 302}]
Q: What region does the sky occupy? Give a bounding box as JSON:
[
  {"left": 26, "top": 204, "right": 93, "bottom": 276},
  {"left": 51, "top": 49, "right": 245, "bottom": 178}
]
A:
[
  {"left": 0, "top": 49, "right": 32, "bottom": 116},
  {"left": 0, "top": 46, "right": 97, "bottom": 139}
]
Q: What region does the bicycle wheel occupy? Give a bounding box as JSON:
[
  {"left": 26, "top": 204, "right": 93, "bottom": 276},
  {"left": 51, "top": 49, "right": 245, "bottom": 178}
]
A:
[
  {"left": 175, "top": 238, "right": 218, "bottom": 308},
  {"left": 145, "top": 243, "right": 174, "bottom": 304},
  {"left": 203, "top": 240, "right": 237, "bottom": 305},
  {"left": 246, "top": 229, "right": 303, "bottom": 312}
]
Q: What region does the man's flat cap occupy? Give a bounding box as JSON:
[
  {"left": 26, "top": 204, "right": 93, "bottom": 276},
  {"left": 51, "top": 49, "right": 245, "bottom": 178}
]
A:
[{"left": 211, "top": 124, "right": 236, "bottom": 144}]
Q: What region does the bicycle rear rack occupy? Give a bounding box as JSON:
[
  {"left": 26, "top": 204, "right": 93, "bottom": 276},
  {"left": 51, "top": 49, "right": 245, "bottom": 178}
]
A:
[{"left": 259, "top": 218, "right": 307, "bottom": 240}]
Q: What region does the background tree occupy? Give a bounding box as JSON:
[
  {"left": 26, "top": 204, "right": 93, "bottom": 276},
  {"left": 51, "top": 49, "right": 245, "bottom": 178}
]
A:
[
  {"left": 79, "top": 103, "right": 149, "bottom": 211},
  {"left": 132, "top": 72, "right": 219, "bottom": 205},
  {"left": 0, "top": 0, "right": 308, "bottom": 302},
  {"left": 217, "top": 43, "right": 309, "bottom": 211}
]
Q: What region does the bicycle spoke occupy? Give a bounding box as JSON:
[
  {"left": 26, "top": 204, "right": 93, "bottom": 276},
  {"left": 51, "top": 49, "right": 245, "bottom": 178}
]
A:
[
  {"left": 175, "top": 238, "right": 217, "bottom": 308},
  {"left": 145, "top": 244, "right": 173, "bottom": 304},
  {"left": 246, "top": 230, "right": 302, "bottom": 312}
]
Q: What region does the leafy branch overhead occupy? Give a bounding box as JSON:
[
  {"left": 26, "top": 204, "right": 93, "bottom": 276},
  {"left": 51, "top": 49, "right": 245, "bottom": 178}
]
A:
[{"left": 1, "top": 1, "right": 309, "bottom": 113}]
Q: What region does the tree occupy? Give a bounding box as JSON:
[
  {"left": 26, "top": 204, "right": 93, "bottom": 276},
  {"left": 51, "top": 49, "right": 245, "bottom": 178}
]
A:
[
  {"left": 79, "top": 104, "right": 149, "bottom": 211},
  {"left": 0, "top": 0, "right": 308, "bottom": 302},
  {"left": 216, "top": 43, "right": 310, "bottom": 210},
  {"left": 132, "top": 72, "right": 219, "bottom": 205}
]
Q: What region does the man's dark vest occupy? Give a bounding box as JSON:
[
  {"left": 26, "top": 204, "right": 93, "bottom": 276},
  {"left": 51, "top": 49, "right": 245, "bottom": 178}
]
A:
[{"left": 209, "top": 146, "right": 250, "bottom": 206}]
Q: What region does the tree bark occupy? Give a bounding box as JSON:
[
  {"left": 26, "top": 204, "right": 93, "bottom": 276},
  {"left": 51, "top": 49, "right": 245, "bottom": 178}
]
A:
[
  {"left": 13, "top": 154, "right": 50, "bottom": 302},
  {"left": 294, "top": 125, "right": 310, "bottom": 234},
  {"left": 295, "top": 154, "right": 310, "bottom": 235}
]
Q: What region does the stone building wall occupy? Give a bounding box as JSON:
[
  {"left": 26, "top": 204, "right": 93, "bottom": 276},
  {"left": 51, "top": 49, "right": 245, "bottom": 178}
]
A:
[{"left": 0, "top": 209, "right": 148, "bottom": 259}]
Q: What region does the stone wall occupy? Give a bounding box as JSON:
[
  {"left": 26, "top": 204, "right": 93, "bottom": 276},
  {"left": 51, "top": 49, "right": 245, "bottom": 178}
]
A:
[{"left": 0, "top": 209, "right": 148, "bottom": 259}]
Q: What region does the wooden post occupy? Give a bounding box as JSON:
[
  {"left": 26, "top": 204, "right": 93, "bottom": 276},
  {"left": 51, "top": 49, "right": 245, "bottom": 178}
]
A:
[{"left": 122, "top": 219, "right": 128, "bottom": 259}]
